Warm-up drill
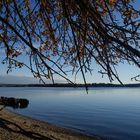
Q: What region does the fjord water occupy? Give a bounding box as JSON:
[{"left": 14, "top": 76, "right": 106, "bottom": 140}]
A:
[{"left": 0, "top": 87, "right": 140, "bottom": 140}]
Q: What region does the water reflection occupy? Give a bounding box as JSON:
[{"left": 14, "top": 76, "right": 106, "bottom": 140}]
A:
[
  {"left": 0, "top": 96, "right": 29, "bottom": 109},
  {"left": 0, "top": 87, "right": 140, "bottom": 140}
]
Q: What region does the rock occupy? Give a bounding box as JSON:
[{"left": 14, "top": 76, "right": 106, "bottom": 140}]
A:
[{"left": 0, "top": 96, "right": 29, "bottom": 109}]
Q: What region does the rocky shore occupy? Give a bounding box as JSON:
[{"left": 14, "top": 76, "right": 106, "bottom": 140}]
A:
[{"left": 0, "top": 109, "right": 101, "bottom": 140}]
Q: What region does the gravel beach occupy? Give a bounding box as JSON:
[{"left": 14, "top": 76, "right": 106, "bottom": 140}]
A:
[{"left": 0, "top": 109, "right": 101, "bottom": 140}]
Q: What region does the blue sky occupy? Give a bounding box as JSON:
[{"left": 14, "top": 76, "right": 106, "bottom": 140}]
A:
[
  {"left": 0, "top": 48, "right": 139, "bottom": 84},
  {"left": 0, "top": 0, "right": 140, "bottom": 84}
]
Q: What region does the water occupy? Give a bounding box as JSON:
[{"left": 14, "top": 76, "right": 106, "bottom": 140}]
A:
[{"left": 0, "top": 87, "right": 140, "bottom": 140}]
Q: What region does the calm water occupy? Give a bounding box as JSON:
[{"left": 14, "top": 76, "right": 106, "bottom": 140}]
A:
[{"left": 0, "top": 87, "right": 140, "bottom": 140}]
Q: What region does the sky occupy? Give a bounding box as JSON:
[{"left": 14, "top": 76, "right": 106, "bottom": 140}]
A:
[
  {"left": 0, "top": 48, "right": 139, "bottom": 84},
  {"left": 0, "top": 0, "right": 140, "bottom": 84}
]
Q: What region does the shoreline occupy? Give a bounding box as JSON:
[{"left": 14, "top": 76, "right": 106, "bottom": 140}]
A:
[
  {"left": 0, "top": 109, "right": 101, "bottom": 140},
  {"left": 0, "top": 83, "right": 140, "bottom": 88}
]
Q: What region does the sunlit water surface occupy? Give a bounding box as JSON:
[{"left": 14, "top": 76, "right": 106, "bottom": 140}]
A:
[{"left": 0, "top": 87, "right": 140, "bottom": 140}]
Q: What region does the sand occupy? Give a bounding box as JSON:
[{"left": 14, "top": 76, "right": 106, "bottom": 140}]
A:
[{"left": 0, "top": 109, "right": 101, "bottom": 140}]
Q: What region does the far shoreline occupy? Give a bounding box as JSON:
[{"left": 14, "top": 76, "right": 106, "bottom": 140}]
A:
[
  {"left": 0, "top": 83, "right": 140, "bottom": 88},
  {"left": 0, "top": 109, "right": 101, "bottom": 140}
]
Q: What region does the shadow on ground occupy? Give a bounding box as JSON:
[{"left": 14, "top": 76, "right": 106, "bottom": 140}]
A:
[{"left": 0, "top": 117, "right": 53, "bottom": 140}]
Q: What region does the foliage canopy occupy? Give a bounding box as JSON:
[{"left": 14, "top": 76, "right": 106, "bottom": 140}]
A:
[{"left": 0, "top": 0, "right": 140, "bottom": 86}]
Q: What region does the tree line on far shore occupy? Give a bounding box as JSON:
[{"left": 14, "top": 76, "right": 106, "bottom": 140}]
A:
[{"left": 0, "top": 83, "right": 140, "bottom": 88}]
